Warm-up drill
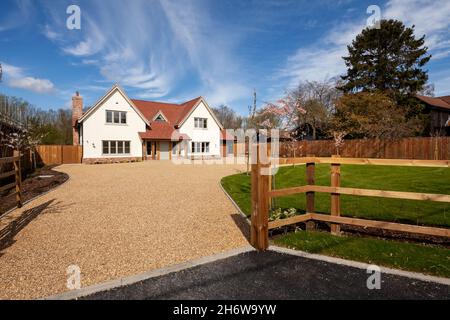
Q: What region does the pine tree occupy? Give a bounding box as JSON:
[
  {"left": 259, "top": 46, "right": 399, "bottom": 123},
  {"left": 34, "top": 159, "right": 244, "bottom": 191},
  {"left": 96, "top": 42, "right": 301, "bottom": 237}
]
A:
[{"left": 339, "top": 19, "right": 431, "bottom": 114}]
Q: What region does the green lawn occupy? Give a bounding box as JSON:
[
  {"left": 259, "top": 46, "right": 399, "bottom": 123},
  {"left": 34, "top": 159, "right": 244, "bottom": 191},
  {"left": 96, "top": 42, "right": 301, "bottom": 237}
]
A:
[
  {"left": 274, "top": 230, "right": 450, "bottom": 278},
  {"left": 221, "top": 164, "right": 450, "bottom": 227}
]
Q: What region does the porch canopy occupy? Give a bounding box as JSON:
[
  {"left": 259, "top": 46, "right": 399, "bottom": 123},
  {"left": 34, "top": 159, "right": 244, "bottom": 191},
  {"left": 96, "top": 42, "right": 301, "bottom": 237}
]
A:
[{"left": 139, "top": 122, "right": 191, "bottom": 141}]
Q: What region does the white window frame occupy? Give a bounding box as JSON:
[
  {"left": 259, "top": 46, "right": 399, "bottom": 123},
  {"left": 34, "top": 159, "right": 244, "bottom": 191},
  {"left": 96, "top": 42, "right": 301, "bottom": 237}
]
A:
[
  {"left": 102, "top": 140, "right": 131, "bottom": 155},
  {"left": 191, "top": 142, "right": 210, "bottom": 154},
  {"left": 194, "top": 117, "right": 207, "bottom": 129},
  {"left": 106, "top": 110, "right": 127, "bottom": 125}
]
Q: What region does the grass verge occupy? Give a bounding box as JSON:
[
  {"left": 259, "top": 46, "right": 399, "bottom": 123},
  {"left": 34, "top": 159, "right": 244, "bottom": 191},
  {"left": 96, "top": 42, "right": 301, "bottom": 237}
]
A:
[{"left": 273, "top": 230, "right": 450, "bottom": 278}]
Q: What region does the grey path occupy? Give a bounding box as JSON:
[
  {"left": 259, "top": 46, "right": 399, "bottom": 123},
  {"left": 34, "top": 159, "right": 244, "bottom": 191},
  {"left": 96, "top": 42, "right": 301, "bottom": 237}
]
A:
[{"left": 83, "top": 250, "right": 450, "bottom": 300}]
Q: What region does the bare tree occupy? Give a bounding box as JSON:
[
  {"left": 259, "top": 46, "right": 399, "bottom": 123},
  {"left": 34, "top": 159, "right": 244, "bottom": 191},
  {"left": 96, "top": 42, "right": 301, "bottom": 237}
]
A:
[
  {"left": 290, "top": 79, "right": 340, "bottom": 139},
  {"left": 212, "top": 105, "right": 243, "bottom": 129}
]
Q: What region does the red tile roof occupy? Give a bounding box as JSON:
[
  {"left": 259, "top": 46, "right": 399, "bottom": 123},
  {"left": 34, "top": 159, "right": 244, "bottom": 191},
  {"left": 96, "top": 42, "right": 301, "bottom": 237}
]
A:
[
  {"left": 416, "top": 95, "right": 450, "bottom": 110},
  {"left": 439, "top": 96, "right": 450, "bottom": 105},
  {"left": 132, "top": 97, "right": 201, "bottom": 140}
]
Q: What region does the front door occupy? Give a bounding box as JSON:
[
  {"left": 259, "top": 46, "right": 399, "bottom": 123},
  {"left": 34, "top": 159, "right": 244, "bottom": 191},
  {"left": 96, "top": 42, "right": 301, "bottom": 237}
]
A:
[
  {"left": 146, "top": 141, "right": 153, "bottom": 159},
  {"left": 160, "top": 142, "right": 170, "bottom": 160}
]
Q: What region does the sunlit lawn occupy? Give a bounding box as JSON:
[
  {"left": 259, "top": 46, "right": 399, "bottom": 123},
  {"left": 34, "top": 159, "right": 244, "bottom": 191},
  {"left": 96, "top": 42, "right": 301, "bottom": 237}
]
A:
[{"left": 221, "top": 164, "right": 450, "bottom": 227}]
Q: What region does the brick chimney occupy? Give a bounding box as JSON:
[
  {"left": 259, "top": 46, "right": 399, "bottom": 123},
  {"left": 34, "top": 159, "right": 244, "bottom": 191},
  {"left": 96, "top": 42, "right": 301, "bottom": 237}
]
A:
[{"left": 72, "top": 91, "right": 83, "bottom": 145}]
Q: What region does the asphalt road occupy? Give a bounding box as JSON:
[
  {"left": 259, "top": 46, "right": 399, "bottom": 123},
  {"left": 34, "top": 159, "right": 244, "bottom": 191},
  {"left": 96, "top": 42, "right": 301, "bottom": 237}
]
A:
[{"left": 83, "top": 250, "right": 449, "bottom": 300}]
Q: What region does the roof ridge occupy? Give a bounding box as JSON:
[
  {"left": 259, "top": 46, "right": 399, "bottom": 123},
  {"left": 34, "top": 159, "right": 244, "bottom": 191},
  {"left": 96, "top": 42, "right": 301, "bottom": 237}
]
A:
[{"left": 131, "top": 96, "right": 202, "bottom": 106}]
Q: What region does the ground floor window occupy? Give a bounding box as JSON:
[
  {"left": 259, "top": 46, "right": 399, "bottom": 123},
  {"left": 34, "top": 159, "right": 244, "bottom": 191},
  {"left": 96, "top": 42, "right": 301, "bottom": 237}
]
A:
[
  {"left": 191, "top": 142, "right": 210, "bottom": 153},
  {"left": 102, "top": 140, "right": 130, "bottom": 155},
  {"left": 227, "top": 141, "right": 234, "bottom": 154}
]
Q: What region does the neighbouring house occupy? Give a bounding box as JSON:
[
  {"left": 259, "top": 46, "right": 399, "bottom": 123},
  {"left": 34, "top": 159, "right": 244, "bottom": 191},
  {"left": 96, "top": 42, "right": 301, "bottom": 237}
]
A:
[
  {"left": 416, "top": 95, "right": 450, "bottom": 135},
  {"left": 72, "top": 84, "right": 230, "bottom": 163}
]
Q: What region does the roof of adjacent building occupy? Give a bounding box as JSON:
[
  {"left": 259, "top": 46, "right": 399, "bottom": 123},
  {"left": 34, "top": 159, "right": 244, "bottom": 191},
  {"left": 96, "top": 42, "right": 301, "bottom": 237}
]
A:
[{"left": 416, "top": 95, "right": 450, "bottom": 111}]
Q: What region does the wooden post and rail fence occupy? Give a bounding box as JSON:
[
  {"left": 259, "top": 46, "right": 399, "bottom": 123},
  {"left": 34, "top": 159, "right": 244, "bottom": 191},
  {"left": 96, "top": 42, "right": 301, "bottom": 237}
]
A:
[
  {"left": 0, "top": 151, "right": 23, "bottom": 208},
  {"left": 250, "top": 149, "right": 450, "bottom": 251}
]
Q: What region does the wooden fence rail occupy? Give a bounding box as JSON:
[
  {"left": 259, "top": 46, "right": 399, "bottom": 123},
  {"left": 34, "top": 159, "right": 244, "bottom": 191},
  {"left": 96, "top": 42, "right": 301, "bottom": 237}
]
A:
[
  {"left": 0, "top": 150, "right": 22, "bottom": 208},
  {"left": 251, "top": 153, "right": 450, "bottom": 251}
]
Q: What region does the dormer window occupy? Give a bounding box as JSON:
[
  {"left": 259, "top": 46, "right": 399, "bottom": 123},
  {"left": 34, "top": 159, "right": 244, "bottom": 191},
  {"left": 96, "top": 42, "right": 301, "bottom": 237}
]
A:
[{"left": 153, "top": 111, "right": 167, "bottom": 122}]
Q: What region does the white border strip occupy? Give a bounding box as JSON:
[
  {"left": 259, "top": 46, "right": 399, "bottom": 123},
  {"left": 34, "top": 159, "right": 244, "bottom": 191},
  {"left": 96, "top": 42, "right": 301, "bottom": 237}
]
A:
[
  {"left": 270, "top": 245, "right": 450, "bottom": 286},
  {"left": 43, "top": 245, "right": 255, "bottom": 300}
]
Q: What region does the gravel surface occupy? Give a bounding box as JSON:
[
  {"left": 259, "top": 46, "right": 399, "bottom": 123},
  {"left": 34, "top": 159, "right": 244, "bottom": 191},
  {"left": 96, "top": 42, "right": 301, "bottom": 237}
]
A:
[{"left": 0, "top": 161, "right": 248, "bottom": 299}]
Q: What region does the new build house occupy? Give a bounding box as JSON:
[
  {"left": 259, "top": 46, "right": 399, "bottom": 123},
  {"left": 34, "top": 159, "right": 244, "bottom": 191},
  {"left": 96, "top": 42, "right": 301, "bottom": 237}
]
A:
[{"left": 72, "top": 85, "right": 231, "bottom": 163}]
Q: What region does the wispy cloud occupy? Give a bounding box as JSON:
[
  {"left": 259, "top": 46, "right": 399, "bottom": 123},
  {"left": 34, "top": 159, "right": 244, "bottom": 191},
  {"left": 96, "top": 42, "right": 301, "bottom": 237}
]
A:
[
  {"left": 278, "top": 0, "right": 450, "bottom": 92},
  {"left": 278, "top": 21, "right": 365, "bottom": 87},
  {"left": 384, "top": 0, "right": 450, "bottom": 59},
  {"left": 2, "top": 62, "right": 55, "bottom": 93},
  {"left": 0, "top": 0, "right": 33, "bottom": 31},
  {"left": 41, "top": 0, "right": 249, "bottom": 106}
]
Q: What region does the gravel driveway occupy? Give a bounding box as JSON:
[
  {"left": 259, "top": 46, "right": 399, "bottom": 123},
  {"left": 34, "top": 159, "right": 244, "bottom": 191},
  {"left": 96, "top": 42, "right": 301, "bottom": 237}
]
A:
[{"left": 0, "top": 161, "right": 249, "bottom": 299}]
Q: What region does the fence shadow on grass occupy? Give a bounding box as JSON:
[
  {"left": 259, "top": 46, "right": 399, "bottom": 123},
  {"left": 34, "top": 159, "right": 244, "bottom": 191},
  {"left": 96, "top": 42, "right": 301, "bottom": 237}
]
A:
[
  {"left": 230, "top": 213, "right": 250, "bottom": 242},
  {"left": 0, "top": 199, "right": 71, "bottom": 255}
]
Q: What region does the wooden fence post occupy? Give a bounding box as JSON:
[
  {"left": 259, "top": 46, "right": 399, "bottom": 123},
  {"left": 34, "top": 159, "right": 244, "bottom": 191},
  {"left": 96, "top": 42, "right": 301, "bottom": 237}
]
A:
[
  {"left": 305, "top": 157, "right": 315, "bottom": 231},
  {"left": 330, "top": 157, "right": 341, "bottom": 235},
  {"left": 250, "top": 162, "right": 259, "bottom": 247},
  {"left": 257, "top": 163, "right": 270, "bottom": 251},
  {"left": 250, "top": 145, "right": 270, "bottom": 251},
  {"left": 13, "top": 150, "right": 22, "bottom": 208}
]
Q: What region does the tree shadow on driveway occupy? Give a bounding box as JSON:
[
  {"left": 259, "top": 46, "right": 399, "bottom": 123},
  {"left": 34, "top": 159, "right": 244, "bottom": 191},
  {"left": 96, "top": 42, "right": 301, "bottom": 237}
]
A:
[{"left": 0, "top": 199, "right": 72, "bottom": 256}]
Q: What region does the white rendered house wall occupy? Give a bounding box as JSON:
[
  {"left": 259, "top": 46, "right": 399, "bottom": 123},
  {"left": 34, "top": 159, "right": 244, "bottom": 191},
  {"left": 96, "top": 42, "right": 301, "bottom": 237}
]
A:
[
  {"left": 81, "top": 90, "right": 146, "bottom": 159},
  {"left": 178, "top": 101, "right": 221, "bottom": 157}
]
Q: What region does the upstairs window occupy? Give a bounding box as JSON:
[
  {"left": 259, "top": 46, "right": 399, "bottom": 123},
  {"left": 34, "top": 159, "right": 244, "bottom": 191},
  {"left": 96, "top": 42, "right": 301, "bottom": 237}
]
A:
[
  {"left": 155, "top": 114, "right": 166, "bottom": 122},
  {"left": 194, "top": 117, "right": 207, "bottom": 129},
  {"left": 106, "top": 110, "right": 127, "bottom": 124}
]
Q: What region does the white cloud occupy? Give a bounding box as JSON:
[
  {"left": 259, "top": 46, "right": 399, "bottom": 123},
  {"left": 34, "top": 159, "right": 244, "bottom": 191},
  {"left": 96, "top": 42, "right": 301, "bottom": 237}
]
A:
[
  {"left": 278, "top": 21, "right": 366, "bottom": 87},
  {"left": 9, "top": 77, "right": 55, "bottom": 93},
  {"left": 42, "top": 24, "right": 60, "bottom": 40},
  {"left": 42, "top": 0, "right": 249, "bottom": 106},
  {"left": 279, "top": 0, "right": 450, "bottom": 91},
  {"left": 384, "top": 0, "right": 450, "bottom": 60},
  {"left": 1, "top": 62, "right": 55, "bottom": 93}
]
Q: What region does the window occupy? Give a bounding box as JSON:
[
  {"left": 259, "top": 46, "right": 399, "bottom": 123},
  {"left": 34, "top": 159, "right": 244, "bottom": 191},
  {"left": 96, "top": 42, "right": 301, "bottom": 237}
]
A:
[
  {"left": 191, "top": 142, "right": 210, "bottom": 153},
  {"left": 102, "top": 141, "right": 109, "bottom": 154},
  {"left": 227, "top": 141, "right": 234, "bottom": 154},
  {"left": 110, "top": 141, "right": 117, "bottom": 154},
  {"left": 194, "top": 117, "right": 207, "bottom": 129},
  {"left": 154, "top": 114, "right": 166, "bottom": 122},
  {"left": 106, "top": 111, "right": 127, "bottom": 124},
  {"left": 102, "top": 140, "right": 131, "bottom": 155}
]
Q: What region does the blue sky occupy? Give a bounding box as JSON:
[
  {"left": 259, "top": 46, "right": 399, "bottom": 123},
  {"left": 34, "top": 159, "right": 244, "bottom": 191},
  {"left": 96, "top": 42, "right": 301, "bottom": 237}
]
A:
[{"left": 1, "top": 0, "right": 450, "bottom": 115}]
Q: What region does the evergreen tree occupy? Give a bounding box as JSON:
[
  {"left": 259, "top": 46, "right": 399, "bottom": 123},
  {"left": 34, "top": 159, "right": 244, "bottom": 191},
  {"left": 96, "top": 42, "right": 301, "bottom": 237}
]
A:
[{"left": 339, "top": 19, "right": 431, "bottom": 114}]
